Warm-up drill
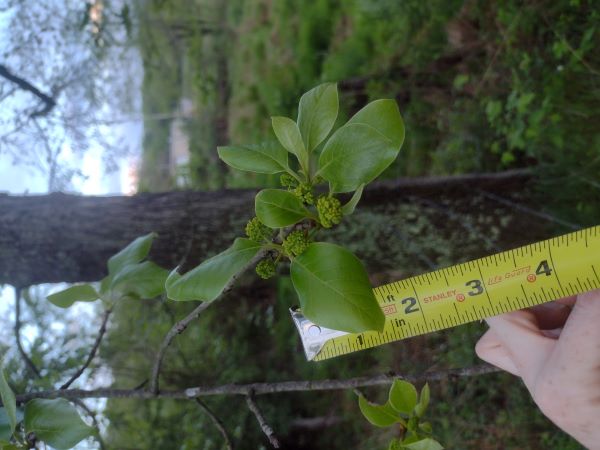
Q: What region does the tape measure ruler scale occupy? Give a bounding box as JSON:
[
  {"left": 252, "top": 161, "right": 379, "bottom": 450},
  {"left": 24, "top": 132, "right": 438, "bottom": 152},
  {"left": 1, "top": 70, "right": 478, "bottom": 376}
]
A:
[{"left": 291, "top": 225, "right": 600, "bottom": 361}]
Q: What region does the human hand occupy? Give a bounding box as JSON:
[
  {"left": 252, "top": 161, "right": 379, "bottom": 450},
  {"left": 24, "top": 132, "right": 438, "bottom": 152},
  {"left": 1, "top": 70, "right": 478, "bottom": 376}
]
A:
[{"left": 475, "top": 289, "right": 600, "bottom": 449}]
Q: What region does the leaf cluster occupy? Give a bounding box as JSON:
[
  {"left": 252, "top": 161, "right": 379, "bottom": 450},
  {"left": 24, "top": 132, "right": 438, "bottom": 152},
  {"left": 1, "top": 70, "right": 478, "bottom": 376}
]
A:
[
  {"left": 170, "top": 83, "right": 405, "bottom": 333},
  {"left": 357, "top": 380, "right": 442, "bottom": 450},
  {"left": 46, "top": 233, "right": 169, "bottom": 309}
]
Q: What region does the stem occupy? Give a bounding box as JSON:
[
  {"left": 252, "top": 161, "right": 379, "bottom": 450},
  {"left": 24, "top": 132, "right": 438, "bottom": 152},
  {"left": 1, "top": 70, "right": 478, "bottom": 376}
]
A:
[
  {"left": 196, "top": 399, "right": 234, "bottom": 450},
  {"left": 149, "top": 249, "right": 268, "bottom": 394},
  {"left": 60, "top": 308, "right": 112, "bottom": 390},
  {"left": 14, "top": 288, "right": 42, "bottom": 378},
  {"left": 12, "top": 364, "right": 501, "bottom": 404},
  {"left": 246, "top": 392, "right": 281, "bottom": 448}
]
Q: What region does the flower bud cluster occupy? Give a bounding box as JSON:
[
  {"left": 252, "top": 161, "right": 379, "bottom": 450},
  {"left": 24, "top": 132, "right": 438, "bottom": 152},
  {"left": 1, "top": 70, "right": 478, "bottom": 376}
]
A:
[
  {"left": 293, "top": 183, "right": 315, "bottom": 205},
  {"left": 280, "top": 174, "right": 297, "bottom": 189},
  {"left": 245, "top": 217, "right": 272, "bottom": 243},
  {"left": 255, "top": 258, "right": 276, "bottom": 279},
  {"left": 316, "top": 195, "right": 343, "bottom": 228},
  {"left": 282, "top": 230, "right": 309, "bottom": 257}
]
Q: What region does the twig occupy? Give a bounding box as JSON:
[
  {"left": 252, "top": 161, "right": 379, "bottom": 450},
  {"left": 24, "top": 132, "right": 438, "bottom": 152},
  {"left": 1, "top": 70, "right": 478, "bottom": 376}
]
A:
[
  {"left": 60, "top": 309, "right": 112, "bottom": 390},
  {"left": 195, "top": 399, "right": 234, "bottom": 450},
  {"left": 72, "top": 399, "right": 107, "bottom": 450},
  {"left": 14, "top": 287, "right": 42, "bottom": 378},
  {"left": 149, "top": 249, "right": 267, "bottom": 394},
  {"left": 245, "top": 391, "right": 280, "bottom": 449},
  {"left": 12, "top": 364, "right": 500, "bottom": 404}
]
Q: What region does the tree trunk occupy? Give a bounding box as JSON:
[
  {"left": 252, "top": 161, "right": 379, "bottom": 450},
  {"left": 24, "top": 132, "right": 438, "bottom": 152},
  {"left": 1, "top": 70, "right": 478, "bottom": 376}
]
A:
[{"left": 0, "top": 170, "right": 548, "bottom": 287}]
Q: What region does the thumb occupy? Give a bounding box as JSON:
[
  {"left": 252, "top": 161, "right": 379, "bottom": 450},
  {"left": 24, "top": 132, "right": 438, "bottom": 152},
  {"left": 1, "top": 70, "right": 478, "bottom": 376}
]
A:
[{"left": 483, "top": 309, "right": 556, "bottom": 389}]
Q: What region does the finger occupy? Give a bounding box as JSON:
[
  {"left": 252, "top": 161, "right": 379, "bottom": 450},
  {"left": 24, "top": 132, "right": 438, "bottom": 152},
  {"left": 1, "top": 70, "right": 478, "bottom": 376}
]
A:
[
  {"left": 552, "top": 289, "right": 600, "bottom": 372},
  {"left": 475, "top": 329, "right": 520, "bottom": 376},
  {"left": 485, "top": 309, "right": 556, "bottom": 388},
  {"left": 555, "top": 295, "right": 577, "bottom": 307}
]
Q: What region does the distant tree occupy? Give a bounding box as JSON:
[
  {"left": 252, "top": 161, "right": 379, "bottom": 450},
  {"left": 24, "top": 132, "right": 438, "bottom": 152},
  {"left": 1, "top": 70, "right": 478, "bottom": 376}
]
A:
[{"left": 0, "top": 0, "right": 138, "bottom": 191}]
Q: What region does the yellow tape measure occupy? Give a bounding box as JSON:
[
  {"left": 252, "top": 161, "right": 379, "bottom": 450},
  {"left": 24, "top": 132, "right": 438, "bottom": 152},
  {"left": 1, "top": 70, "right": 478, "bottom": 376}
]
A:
[{"left": 291, "top": 226, "right": 600, "bottom": 361}]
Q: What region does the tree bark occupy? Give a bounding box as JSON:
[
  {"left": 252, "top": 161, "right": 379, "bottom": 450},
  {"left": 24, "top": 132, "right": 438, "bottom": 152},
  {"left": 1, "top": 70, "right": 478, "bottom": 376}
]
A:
[{"left": 0, "top": 170, "right": 540, "bottom": 287}]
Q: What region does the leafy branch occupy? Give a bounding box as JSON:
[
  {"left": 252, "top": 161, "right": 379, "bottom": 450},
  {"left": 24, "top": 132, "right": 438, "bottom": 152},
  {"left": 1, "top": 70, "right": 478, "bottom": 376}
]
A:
[{"left": 0, "top": 83, "right": 451, "bottom": 448}]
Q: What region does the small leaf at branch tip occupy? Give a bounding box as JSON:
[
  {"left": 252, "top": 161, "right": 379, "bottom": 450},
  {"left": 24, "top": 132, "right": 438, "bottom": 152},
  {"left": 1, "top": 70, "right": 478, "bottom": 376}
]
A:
[
  {"left": 47, "top": 284, "right": 99, "bottom": 308},
  {"left": 341, "top": 184, "right": 365, "bottom": 216},
  {"left": 358, "top": 395, "right": 399, "bottom": 428},
  {"left": 255, "top": 189, "right": 309, "bottom": 228},
  {"left": 218, "top": 142, "right": 289, "bottom": 174},
  {"left": 297, "top": 83, "right": 339, "bottom": 152},
  {"left": 108, "top": 232, "right": 156, "bottom": 275},
  {"left": 389, "top": 379, "right": 418, "bottom": 414}
]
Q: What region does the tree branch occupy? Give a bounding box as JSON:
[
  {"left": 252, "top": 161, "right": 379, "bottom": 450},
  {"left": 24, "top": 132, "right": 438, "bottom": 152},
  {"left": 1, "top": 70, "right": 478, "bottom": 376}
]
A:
[
  {"left": 60, "top": 308, "right": 112, "bottom": 390},
  {"left": 149, "top": 249, "right": 267, "bottom": 394},
  {"left": 12, "top": 364, "right": 500, "bottom": 404},
  {"left": 246, "top": 392, "right": 280, "bottom": 449},
  {"left": 0, "top": 64, "right": 56, "bottom": 117},
  {"left": 195, "top": 399, "right": 234, "bottom": 450},
  {"left": 72, "top": 399, "right": 107, "bottom": 450},
  {"left": 14, "top": 288, "right": 42, "bottom": 378}
]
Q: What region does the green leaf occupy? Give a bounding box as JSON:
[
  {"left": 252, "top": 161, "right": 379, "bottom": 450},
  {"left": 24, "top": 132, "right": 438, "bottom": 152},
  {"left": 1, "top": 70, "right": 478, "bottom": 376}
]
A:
[
  {"left": 166, "top": 238, "right": 262, "bottom": 302},
  {"left": 217, "top": 142, "right": 289, "bottom": 174},
  {"left": 255, "top": 189, "right": 309, "bottom": 228},
  {"left": 419, "top": 421, "right": 433, "bottom": 435},
  {"left": 358, "top": 396, "right": 399, "bottom": 428},
  {"left": 297, "top": 83, "right": 338, "bottom": 152},
  {"left": 389, "top": 380, "right": 418, "bottom": 415},
  {"left": 24, "top": 399, "right": 93, "bottom": 450},
  {"left": 0, "top": 409, "right": 23, "bottom": 442},
  {"left": 318, "top": 123, "right": 397, "bottom": 193},
  {"left": 347, "top": 99, "right": 405, "bottom": 148},
  {"left": 341, "top": 184, "right": 364, "bottom": 216},
  {"left": 110, "top": 261, "right": 168, "bottom": 299},
  {"left": 290, "top": 243, "right": 384, "bottom": 333},
  {"left": 318, "top": 98, "right": 405, "bottom": 193},
  {"left": 271, "top": 116, "right": 308, "bottom": 169},
  {"left": 0, "top": 369, "right": 15, "bottom": 436},
  {"left": 414, "top": 383, "right": 430, "bottom": 418},
  {"left": 108, "top": 233, "right": 156, "bottom": 275},
  {"left": 46, "top": 284, "right": 99, "bottom": 308},
  {"left": 401, "top": 438, "right": 443, "bottom": 450}
]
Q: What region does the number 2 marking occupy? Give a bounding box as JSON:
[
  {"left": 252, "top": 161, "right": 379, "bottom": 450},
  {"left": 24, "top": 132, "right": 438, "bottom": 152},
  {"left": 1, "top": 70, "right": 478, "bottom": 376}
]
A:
[{"left": 402, "top": 297, "right": 420, "bottom": 314}]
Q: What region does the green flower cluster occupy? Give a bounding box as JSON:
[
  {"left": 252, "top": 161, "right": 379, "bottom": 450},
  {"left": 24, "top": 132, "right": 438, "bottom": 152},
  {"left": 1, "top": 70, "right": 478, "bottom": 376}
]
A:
[
  {"left": 293, "top": 183, "right": 314, "bottom": 205},
  {"left": 245, "top": 217, "right": 272, "bottom": 243},
  {"left": 283, "top": 230, "right": 309, "bottom": 257},
  {"left": 280, "top": 174, "right": 297, "bottom": 189},
  {"left": 255, "top": 258, "right": 276, "bottom": 279},
  {"left": 317, "top": 195, "right": 343, "bottom": 228}
]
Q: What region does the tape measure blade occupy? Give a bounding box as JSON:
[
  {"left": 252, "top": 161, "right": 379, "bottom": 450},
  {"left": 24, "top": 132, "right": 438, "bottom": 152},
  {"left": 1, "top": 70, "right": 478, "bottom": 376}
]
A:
[{"left": 313, "top": 226, "right": 600, "bottom": 361}]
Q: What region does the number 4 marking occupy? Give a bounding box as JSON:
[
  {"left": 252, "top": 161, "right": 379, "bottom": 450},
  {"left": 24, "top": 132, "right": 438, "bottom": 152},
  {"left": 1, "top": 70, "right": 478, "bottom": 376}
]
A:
[{"left": 536, "top": 260, "right": 553, "bottom": 277}]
